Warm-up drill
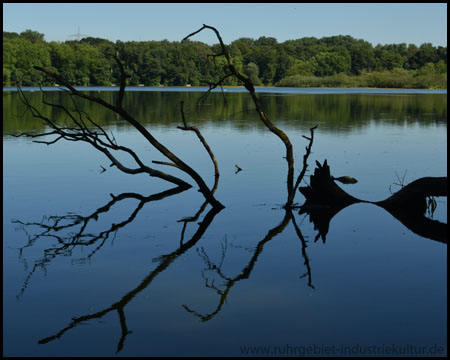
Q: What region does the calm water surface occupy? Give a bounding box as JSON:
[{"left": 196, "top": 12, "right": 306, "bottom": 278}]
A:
[{"left": 3, "top": 88, "right": 447, "bottom": 356}]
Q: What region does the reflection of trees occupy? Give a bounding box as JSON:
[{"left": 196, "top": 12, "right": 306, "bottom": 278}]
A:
[
  {"left": 13, "top": 186, "right": 223, "bottom": 353},
  {"left": 5, "top": 90, "right": 446, "bottom": 135},
  {"left": 183, "top": 207, "right": 314, "bottom": 322},
  {"left": 13, "top": 183, "right": 315, "bottom": 337}
]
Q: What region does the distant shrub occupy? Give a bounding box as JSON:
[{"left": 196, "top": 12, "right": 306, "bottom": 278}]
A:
[{"left": 276, "top": 69, "right": 446, "bottom": 89}]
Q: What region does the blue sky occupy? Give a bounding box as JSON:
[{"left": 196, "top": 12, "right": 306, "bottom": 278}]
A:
[{"left": 3, "top": 3, "right": 447, "bottom": 46}]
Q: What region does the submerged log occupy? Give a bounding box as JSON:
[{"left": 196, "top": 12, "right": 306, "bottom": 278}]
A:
[
  {"left": 299, "top": 160, "right": 447, "bottom": 243},
  {"left": 376, "top": 177, "right": 447, "bottom": 214},
  {"left": 375, "top": 177, "right": 447, "bottom": 243}
]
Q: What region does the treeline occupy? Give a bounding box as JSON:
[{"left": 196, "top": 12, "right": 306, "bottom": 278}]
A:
[{"left": 3, "top": 29, "right": 447, "bottom": 88}]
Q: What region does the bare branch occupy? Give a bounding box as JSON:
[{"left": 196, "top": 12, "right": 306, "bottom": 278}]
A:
[
  {"left": 32, "top": 136, "right": 64, "bottom": 145},
  {"left": 12, "top": 130, "right": 60, "bottom": 139},
  {"left": 113, "top": 55, "right": 127, "bottom": 108},
  {"left": 185, "top": 24, "right": 299, "bottom": 206},
  {"left": 293, "top": 124, "right": 318, "bottom": 198},
  {"left": 177, "top": 101, "right": 220, "bottom": 179},
  {"left": 152, "top": 160, "right": 180, "bottom": 169},
  {"left": 16, "top": 85, "right": 192, "bottom": 188},
  {"left": 31, "top": 65, "right": 224, "bottom": 209},
  {"left": 196, "top": 73, "right": 234, "bottom": 105}
]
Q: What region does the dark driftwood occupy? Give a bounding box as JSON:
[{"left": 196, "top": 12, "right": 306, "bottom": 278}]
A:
[
  {"left": 375, "top": 177, "right": 447, "bottom": 243},
  {"left": 376, "top": 177, "right": 447, "bottom": 213},
  {"left": 299, "top": 160, "right": 447, "bottom": 243}
]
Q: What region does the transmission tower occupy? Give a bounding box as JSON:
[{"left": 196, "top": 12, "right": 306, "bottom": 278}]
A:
[{"left": 68, "top": 26, "right": 89, "bottom": 41}]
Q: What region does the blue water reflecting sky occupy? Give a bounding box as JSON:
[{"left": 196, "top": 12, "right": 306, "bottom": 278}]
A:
[{"left": 3, "top": 89, "right": 446, "bottom": 356}]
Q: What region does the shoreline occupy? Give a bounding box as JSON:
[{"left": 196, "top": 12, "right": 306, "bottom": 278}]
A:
[{"left": 3, "top": 85, "right": 447, "bottom": 91}]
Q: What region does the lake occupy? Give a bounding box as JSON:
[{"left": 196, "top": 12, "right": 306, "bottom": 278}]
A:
[{"left": 3, "top": 87, "right": 447, "bottom": 356}]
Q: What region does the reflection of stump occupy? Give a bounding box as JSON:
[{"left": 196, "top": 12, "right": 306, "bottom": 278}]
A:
[
  {"left": 299, "top": 160, "right": 447, "bottom": 244},
  {"left": 299, "top": 160, "right": 362, "bottom": 243}
]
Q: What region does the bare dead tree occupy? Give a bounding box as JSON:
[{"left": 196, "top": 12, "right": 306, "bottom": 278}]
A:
[
  {"left": 183, "top": 24, "right": 317, "bottom": 208},
  {"left": 13, "top": 56, "right": 224, "bottom": 209}
]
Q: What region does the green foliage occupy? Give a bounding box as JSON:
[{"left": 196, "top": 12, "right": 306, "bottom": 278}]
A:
[
  {"left": 2, "top": 30, "right": 447, "bottom": 89},
  {"left": 3, "top": 35, "right": 51, "bottom": 85},
  {"left": 20, "top": 29, "right": 45, "bottom": 43},
  {"left": 286, "top": 60, "right": 316, "bottom": 77},
  {"left": 312, "top": 52, "right": 351, "bottom": 76},
  {"left": 348, "top": 39, "right": 377, "bottom": 74},
  {"left": 276, "top": 68, "right": 447, "bottom": 89},
  {"left": 243, "top": 62, "right": 262, "bottom": 85},
  {"left": 375, "top": 46, "right": 404, "bottom": 70},
  {"left": 254, "top": 36, "right": 278, "bottom": 46}
]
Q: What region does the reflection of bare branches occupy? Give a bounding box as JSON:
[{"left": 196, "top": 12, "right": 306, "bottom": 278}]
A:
[
  {"left": 12, "top": 186, "right": 187, "bottom": 300},
  {"left": 39, "top": 207, "right": 221, "bottom": 352},
  {"left": 426, "top": 196, "right": 437, "bottom": 219},
  {"left": 197, "top": 237, "right": 230, "bottom": 286},
  {"left": 291, "top": 214, "right": 315, "bottom": 289},
  {"left": 177, "top": 188, "right": 218, "bottom": 247},
  {"left": 183, "top": 208, "right": 315, "bottom": 322},
  {"left": 36, "top": 203, "right": 222, "bottom": 353}
]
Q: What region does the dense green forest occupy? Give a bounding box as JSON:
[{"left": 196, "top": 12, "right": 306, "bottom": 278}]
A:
[{"left": 3, "top": 29, "right": 447, "bottom": 88}]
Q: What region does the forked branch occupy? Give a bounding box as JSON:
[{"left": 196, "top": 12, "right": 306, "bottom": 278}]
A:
[{"left": 184, "top": 24, "right": 317, "bottom": 208}]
